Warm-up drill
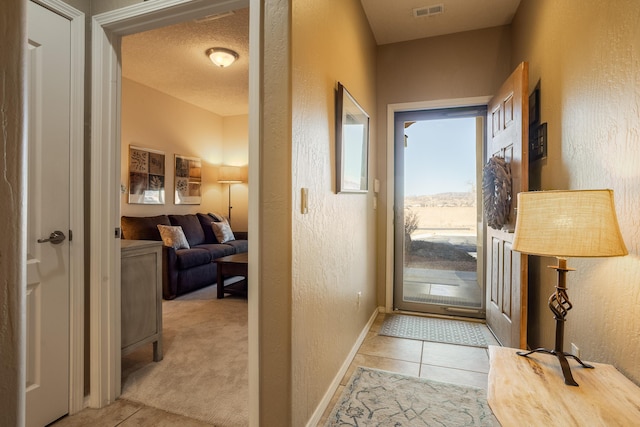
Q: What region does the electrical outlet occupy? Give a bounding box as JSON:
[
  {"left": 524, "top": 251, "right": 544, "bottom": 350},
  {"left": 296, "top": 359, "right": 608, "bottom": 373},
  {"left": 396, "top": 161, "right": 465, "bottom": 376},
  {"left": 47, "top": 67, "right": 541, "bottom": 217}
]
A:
[
  {"left": 571, "top": 343, "right": 580, "bottom": 358},
  {"left": 357, "top": 291, "right": 362, "bottom": 309}
]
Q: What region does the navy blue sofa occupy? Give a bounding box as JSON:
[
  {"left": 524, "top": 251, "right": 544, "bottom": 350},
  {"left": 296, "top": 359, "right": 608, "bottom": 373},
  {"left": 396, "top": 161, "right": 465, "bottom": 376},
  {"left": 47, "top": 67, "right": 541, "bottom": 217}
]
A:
[{"left": 120, "top": 213, "right": 248, "bottom": 299}]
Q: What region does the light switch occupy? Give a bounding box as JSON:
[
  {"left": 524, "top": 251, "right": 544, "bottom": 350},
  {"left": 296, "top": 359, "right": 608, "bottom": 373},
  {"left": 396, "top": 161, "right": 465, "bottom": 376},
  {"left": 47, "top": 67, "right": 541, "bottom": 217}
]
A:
[{"left": 301, "top": 188, "right": 309, "bottom": 214}]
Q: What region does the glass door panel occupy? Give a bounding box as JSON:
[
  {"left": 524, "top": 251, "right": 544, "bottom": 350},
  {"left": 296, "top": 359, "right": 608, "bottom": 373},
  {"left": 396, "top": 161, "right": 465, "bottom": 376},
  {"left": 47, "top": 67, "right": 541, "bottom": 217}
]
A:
[{"left": 394, "top": 107, "right": 486, "bottom": 318}]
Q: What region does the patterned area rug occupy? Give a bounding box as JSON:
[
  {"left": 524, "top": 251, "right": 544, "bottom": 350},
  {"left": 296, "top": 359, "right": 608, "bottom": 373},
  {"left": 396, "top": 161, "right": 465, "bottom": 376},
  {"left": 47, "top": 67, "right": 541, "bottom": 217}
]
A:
[
  {"left": 379, "top": 314, "right": 488, "bottom": 348},
  {"left": 325, "top": 367, "right": 499, "bottom": 426}
]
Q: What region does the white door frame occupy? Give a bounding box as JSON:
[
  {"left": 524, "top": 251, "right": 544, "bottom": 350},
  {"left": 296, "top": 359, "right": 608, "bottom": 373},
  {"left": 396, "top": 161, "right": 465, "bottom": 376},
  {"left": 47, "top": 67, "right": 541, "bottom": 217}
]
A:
[
  {"left": 29, "top": 0, "right": 85, "bottom": 416},
  {"left": 384, "top": 97, "right": 491, "bottom": 313},
  {"left": 89, "top": 0, "right": 250, "bottom": 409}
]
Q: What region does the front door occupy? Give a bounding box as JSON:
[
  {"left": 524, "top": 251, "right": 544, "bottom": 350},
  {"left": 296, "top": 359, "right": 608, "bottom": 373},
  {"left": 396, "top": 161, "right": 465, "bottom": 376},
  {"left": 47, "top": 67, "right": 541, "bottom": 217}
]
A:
[
  {"left": 26, "top": 2, "right": 72, "bottom": 425},
  {"left": 485, "top": 62, "right": 529, "bottom": 349}
]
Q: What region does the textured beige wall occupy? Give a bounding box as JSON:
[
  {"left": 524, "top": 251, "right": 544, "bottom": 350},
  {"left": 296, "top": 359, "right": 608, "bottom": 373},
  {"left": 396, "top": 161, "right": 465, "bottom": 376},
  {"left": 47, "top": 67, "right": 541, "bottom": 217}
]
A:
[
  {"left": 375, "top": 27, "right": 512, "bottom": 304},
  {"left": 222, "top": 115, "right": 249, "bottom": 231},
  {"left": 291, "top": 0, "right": 377, "bottom": 424},
  {"left": 120, "top": 78, "right": 249, "bottom": 229},
  {"left": 512, "top": 0, "right": 640, "bottom": 384},
  {"left": 0, "top": 1, "right": 26, "bottom": 424}
]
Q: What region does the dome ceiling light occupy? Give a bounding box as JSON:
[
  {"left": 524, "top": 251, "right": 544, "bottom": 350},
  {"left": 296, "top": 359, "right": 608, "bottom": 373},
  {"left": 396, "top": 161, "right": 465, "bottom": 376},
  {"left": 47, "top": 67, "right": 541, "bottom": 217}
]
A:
[{"left": 206, "top": 47, "right": 239, "bottom": 68}]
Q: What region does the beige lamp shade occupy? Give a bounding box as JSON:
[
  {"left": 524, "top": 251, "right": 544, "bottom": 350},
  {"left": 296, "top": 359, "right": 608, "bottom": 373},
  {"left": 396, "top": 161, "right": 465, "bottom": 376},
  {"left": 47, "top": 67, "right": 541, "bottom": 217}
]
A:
[
  {"left": 512, "top": 189, "right": 627, "bottom": 258},
  {"left": 218, "top": 166, "right": 243, "bottom": 183}
]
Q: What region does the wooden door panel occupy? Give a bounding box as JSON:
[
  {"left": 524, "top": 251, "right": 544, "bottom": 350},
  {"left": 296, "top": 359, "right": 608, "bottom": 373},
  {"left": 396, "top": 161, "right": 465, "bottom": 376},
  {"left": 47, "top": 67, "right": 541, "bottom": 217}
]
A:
[
  {"left": 485, "top": 62, "right": 528, "bottom": 349},
  {"left": 502, "top": 242, "right": 513, "bottom": 318}
]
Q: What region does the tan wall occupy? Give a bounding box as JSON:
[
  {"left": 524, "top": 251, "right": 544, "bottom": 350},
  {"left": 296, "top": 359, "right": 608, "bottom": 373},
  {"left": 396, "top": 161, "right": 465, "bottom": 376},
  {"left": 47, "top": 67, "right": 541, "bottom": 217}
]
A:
[
  {"left": 120, "top": 78, "right": 249, "bottom": 230},
  {"left": 291, "top": 0, "right": 378, "bottom": 423},
  {"left": 375, "top": 27, "right": 512, "bottom": 304},
  {"left": 512, "top": 0, "right": 640, "bottom": 384},
  {"left": 222, "top": 115, "right": 249, "bottom": 231},
  {"left": 0, "top": 1, "right": 26, "bottom": 424}
]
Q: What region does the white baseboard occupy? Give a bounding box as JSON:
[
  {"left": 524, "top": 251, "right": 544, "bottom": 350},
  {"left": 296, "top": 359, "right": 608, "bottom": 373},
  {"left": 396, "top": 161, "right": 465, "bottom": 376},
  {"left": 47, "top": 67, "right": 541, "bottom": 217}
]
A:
[{"left": 306, "top": 306, "right": 383, "bottom": 427}]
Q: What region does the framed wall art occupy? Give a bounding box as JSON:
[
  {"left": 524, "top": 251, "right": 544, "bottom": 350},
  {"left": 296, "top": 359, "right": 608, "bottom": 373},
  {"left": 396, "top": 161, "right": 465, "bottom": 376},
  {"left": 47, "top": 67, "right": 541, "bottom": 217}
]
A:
[
  {"left": 175, "top": 154, "right": 202, "bottom": 204},
  {"left": 335, "top": 82, "right": 369, "bottom": 193},
  {"left": 128, "top": 145, "right": 165, "bottom": 204}
]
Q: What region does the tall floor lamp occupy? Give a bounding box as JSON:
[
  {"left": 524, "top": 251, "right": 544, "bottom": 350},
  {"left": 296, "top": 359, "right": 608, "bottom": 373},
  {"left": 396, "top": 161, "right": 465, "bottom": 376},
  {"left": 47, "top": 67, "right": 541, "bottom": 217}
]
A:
[
  {"left": 512, "top": 189, "right": 627, "bottom": 386},
  {"left": 217, "top": 166, "right": 243, "bottom": 222}
]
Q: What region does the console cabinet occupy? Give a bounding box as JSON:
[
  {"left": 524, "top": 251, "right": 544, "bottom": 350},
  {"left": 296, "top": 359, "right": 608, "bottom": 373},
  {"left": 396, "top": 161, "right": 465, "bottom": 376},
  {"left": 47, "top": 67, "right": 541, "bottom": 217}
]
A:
[{"left": 121, "top": 240, "right": 163, "bottom": 361}]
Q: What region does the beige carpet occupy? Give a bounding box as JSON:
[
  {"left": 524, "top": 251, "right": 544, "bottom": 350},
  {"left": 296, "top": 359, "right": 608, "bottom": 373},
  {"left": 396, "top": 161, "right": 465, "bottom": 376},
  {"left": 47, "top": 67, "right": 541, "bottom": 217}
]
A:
[{"left": 120, "top": 284, "right": 248, "bottom": 426}]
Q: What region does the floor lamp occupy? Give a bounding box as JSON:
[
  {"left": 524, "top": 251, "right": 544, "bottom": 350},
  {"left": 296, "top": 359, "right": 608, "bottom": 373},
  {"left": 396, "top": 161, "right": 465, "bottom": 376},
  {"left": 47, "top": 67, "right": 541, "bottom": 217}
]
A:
[
  {"left": 217, "top": 166, "right": 243, "bottom": 222},
  {"left": 512, "top": 189, "right": 627, "bottom": 386}
]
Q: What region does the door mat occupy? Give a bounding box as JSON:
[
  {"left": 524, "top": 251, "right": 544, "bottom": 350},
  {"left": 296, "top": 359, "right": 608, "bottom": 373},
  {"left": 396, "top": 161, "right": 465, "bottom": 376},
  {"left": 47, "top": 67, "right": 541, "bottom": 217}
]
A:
[
  {"left": 379, "top": 314, "right": 488, "bottom": 348},
  {"left": 324, "top": 367, "right": 499, "bottom": 426},
  {"left": 404, "top": 293, "right": 482, "bottom": 308}
]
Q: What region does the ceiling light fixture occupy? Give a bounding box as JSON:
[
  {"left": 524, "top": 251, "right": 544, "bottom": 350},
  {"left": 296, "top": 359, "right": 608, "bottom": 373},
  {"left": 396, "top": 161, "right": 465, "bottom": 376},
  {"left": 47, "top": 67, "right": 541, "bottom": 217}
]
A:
[{"left": 206, "top": 47, "right": 239, "bottom": 68}]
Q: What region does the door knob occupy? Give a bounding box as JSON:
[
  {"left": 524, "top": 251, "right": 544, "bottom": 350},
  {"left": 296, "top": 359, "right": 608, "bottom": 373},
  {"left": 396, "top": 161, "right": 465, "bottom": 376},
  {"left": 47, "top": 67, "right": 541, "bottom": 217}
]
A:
[{"left": 37, "top": 230, "right": 66, "bottom": 245}]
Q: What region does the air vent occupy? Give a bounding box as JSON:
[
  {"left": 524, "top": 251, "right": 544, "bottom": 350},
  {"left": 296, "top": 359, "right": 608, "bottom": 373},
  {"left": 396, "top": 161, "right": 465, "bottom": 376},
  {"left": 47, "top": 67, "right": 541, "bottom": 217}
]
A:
[
  {"left": 194, "top": 10, "right": 235, "bottom": 23},
  {"left": 413, "top": 4, "right": 444, "bottom": 18}
]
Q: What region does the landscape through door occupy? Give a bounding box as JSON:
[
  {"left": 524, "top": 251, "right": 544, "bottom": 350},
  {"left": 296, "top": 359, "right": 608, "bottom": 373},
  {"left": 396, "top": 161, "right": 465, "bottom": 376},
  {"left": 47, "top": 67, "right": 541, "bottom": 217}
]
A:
[
  {"left": 26, "top": 2, "right": 72, "bottom": 425},
  {"left": 394, "top": 106, "right": 486, "bottom": 319},
  {"left": 485, "top": 62, "right": 529, "bottom": 349}
]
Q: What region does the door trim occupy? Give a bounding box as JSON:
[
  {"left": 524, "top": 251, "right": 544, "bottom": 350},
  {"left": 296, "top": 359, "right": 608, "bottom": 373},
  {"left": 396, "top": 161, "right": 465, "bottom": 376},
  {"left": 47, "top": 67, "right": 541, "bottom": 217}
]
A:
[
  {"left": 30, "top": 0, "right": 85, "bottom": 416},
  {"left": 90, "top": 0, "right": 249, "bottom": 409},
  {"left": 384, "top": 97, "right": 491, "bottom": 313}
]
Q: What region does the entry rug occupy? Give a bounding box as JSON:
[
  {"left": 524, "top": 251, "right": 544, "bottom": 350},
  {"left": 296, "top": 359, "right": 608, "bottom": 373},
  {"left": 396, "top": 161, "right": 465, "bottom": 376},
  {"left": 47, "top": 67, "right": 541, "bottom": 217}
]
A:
[
  {"left": 325, "top": 367, "right": 499, "bottom": 426},
  {"left": 379, "top": 314, "right": 488, "bottom": 348}
]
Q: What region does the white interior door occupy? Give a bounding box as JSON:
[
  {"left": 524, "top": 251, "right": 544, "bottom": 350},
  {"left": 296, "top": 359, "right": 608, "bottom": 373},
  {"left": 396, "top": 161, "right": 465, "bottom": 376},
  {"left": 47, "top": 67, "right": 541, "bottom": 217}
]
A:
[{"left": 26, "top": 2, "right": 71, "bottom": 425}]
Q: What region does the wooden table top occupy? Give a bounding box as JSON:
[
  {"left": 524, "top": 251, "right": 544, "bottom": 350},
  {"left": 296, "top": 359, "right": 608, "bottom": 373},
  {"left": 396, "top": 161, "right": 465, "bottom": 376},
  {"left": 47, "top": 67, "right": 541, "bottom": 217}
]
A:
[
  {"left": 215, "top": 252, "right": 248, "bottom": 264},
  {"left": 487, "top": 345, "right": 640, "bottom": 426}
]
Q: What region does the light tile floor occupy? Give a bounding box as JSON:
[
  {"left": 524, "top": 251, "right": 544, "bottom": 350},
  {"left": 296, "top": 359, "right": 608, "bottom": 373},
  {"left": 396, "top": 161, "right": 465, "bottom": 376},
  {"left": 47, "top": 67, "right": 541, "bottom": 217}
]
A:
[
  {"left": 317, "top": 312, "right": 500, "bottom": 425},
  {"left": 52, "top": 312, "right": 499, "bottom": 426}
]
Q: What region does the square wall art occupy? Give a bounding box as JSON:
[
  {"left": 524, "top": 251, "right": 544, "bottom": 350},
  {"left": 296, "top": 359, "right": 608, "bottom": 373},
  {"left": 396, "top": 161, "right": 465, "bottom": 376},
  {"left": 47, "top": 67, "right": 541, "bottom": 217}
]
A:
[
  {"left": 128, "top": 145, "right": 165, "bottom": 204},
  {"left": 175, "top": 154, "right": 202, "bottom": 204}
]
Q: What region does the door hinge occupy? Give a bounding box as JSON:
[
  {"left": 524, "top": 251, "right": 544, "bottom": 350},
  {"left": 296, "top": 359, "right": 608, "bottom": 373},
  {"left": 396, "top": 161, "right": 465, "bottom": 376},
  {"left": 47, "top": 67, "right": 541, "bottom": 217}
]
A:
[
  {"left": 69, "top": 229, "right": 73, "bottom": 242},
  {"left": 115, "top": 227, "right": 122, "bottom": 239}
]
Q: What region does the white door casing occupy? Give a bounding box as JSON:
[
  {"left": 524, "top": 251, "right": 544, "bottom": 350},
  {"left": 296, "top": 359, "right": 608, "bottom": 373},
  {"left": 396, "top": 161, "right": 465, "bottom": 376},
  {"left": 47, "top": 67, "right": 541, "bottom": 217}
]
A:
[
  {"left": 26, "top": 2, "right": 70, "bottom": 426},
  {"left": 90, "top": 0, "right": 249, "bottom": 407}
]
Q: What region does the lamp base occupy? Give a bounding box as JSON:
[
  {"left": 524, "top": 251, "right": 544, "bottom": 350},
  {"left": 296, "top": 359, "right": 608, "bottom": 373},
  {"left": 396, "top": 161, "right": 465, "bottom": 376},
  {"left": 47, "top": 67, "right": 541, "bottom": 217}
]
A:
[{"left": 517, "top": 347, "right": 594, "bottom": 386}]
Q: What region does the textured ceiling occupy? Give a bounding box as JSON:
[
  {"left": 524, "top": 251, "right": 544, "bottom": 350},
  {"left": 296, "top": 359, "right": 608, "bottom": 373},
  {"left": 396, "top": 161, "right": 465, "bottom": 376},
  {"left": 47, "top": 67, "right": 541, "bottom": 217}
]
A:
[
  {"left": 122, "top": 1, "right": 521, "bottom": 116},
  {"left": 361, "top": 0, "right": 521, "bottom": 45},
  {"left": 122, "top": 8, "right": 249, "bottom": 117}
]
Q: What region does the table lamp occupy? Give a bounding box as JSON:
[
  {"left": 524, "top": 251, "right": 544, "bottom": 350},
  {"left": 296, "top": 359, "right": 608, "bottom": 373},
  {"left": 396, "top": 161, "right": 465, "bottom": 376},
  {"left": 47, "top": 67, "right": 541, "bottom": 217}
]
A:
[
  {"left": 218, "top": 166, "right": 243, "bottom": 221},
  {"left": 512, "top": 189, "right": 627, "bottom": 386}
]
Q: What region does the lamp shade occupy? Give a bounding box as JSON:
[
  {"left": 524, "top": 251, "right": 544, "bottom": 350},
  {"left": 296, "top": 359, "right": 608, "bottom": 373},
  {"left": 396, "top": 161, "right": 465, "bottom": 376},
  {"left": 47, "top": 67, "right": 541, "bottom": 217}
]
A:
[
  {"left": 512, "top": 189, "right": 627, "bottom": 258},
  {"left": 218, "top": 166, "right": 243, "bottom": 183}
]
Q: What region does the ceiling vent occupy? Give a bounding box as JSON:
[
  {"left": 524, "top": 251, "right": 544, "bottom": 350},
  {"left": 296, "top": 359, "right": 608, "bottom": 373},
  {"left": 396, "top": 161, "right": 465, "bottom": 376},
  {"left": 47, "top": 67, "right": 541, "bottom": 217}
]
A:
[
  {"left": 413, "top": 4, "right": 444, "bottom": 18},
  {"left": 194, "top": 10, "right": 235, "bottom": 23}
]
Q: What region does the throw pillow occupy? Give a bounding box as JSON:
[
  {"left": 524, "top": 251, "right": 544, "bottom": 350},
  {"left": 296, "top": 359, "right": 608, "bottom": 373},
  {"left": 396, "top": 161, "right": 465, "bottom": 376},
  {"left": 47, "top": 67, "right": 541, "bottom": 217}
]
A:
[
  {"left": 211, "top": 221, "right": 235, "bottom": 243},
  {"left": 208, "top": 212, "right": 226, "bottom": 222},
  {"left": 157, "top": 225, "right": 190, "bottom": 250}
]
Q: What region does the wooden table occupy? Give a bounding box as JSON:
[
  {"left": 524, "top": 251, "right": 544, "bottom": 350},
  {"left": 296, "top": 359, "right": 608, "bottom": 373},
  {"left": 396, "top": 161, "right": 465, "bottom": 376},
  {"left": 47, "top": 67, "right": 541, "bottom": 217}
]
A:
[
  {"left": 487, "top": 345, "right": 640, "bottom": 426},
  {"left": 215, "top": 252, "right": 248, "bottom": 299}
]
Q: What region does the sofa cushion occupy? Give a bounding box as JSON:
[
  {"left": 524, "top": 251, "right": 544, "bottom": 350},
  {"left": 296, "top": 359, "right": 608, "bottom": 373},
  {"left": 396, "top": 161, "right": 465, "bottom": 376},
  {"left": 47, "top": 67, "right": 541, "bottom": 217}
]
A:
[
  {"left": 212, "top": 221, "right": 235, "bottom": 243},
  {"left": 175, "top": 248, "right": 212, "bottom": 269},
  {"left": 157, "top": 225, "right": 190, "bottom": 250},
  {"left": 169, "top": 214, "right": 205, "bottom": 247},
  {"left": 197, "top": 213, "right": 220, "bottom": 244},
  {"left": 198, "top": 243, "right": 236, "bottom": 260},
  {"left": 224, "top": 239, "right": 248, "bottom": 253},
  {"left": 121, "top": 215, "right": 170, "bottom": 240}
]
